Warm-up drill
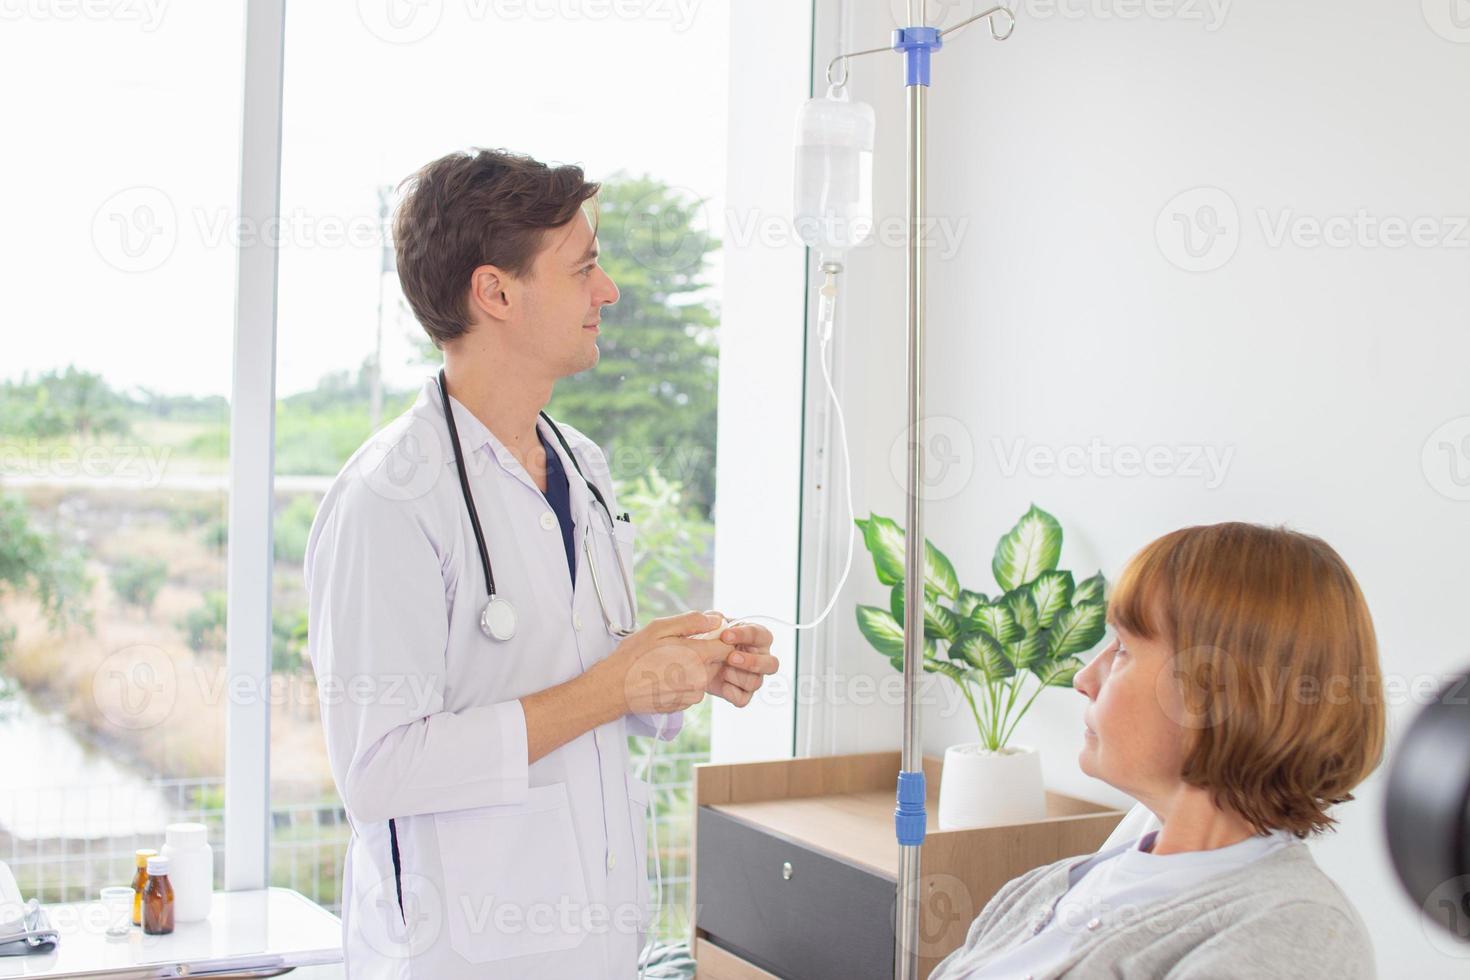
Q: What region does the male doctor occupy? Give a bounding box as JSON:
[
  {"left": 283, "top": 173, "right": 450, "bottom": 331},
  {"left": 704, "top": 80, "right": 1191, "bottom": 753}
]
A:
[{"left": 303, "top": 148, "right": 778, "bottom": 979}]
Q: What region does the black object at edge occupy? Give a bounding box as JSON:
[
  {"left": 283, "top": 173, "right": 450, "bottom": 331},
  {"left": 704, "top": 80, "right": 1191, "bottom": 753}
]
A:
[{"left": 388, "top": 818, "right": 405, "bottom": 924}]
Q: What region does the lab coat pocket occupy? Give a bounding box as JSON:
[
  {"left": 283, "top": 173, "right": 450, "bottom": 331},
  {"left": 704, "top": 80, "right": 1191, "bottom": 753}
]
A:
[
  {"left": 626, "top": 771, "right": 652, "bottom": 935},
  {"left": 434, "top": 782, "right": 590, "bottom": 964}
]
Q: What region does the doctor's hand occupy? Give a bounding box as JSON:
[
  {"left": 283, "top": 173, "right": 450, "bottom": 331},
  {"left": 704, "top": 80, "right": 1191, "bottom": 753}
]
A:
[
  {"left": 603, "top": 611, "right": 735, "bottom": 716},
  {"left": 704, "top": 619, "right": 777, "bottom": 708}
]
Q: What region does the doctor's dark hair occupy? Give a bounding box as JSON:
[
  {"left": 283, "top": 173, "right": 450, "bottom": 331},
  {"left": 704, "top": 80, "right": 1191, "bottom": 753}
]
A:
[{"left": 392, "top": 148, "right": 601, "bottom": 348}]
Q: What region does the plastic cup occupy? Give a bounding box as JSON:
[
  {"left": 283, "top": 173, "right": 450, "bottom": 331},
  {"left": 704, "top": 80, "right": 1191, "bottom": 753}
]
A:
[{"left": 99, "top": 886, "right": 134, "bottom": 939}]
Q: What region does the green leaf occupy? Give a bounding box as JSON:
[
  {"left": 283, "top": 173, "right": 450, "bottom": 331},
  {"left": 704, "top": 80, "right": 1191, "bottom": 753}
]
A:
[
  {"left": 1003, "top": 588, "right": 1039, "bottom": 635},
  {"left": 1047, "top": 601, "right": 1108, "bottom": 657},
  {"left": 1029, "top": 570, "right": 1075, "bottom": 629},
  {"left": 856, "top": 605, "right": 904, "bottom": 657},
  {"left": 886, "top": 639, "right": 939, "bottom": 672},
  {"left": 926, "top": 541, "right": 961, "bottom": 601},
  {"left": 856, "top": 515, "right": 906, "bottom": 587},
  {"left": 952, "top": 630, "right": 1014, "bottom": 679},
  {"left": 1006, "top": 632, "right": 1048, "bottom": 671},
  {"left": 1074, "top": 571, "right": 1106, "bottom": 606},
  {"left": 955, "top": 589, "right": 989, "bottom": 618},
  {"left": 924, "top": 658, "right": 971, "bottom": 685},
  {"left": 1033, "top": 655, "right": 1084, "bottom": 687},
  {"left": 855, "top": 514, "right": 960, "bottom": 599},
  {"left": 862, "top": 605, "right": 939, "bottom": 669},
  {"left": 992, "top": 504, "right": 1063, "bottom": 591},
  {"left": 890, "top": 586, "right": 961, "bottom": 643},
  {"left": 967, "top": 601, "right": 1021, "bottom": 644}
]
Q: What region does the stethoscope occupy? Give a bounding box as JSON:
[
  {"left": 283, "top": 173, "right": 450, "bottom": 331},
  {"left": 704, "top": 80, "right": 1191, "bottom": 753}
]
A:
[{"left": 437, "top": 369, "right": 640, "bottom": 641}]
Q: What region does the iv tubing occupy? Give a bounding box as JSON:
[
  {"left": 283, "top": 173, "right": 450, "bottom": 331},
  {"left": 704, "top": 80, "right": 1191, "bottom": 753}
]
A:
[{"left": 724, "top": 261, "right": 856, "bottom": 634}]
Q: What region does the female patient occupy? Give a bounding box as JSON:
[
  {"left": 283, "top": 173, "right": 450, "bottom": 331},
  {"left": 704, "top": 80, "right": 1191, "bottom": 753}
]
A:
[{"left": 931, "top": 522, "right": 1385, "bottom": 979}]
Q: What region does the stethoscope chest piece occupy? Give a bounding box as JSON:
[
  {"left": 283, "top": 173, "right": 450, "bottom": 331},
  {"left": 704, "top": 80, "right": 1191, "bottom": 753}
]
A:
[{"left": 480, "top": 596, "right": 518, "bottom": 641}]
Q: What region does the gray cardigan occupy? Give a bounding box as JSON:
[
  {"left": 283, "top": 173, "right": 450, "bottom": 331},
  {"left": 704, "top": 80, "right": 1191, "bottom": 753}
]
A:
[{"left": 929, "top": 834, "right": 1374, "bottom": 979}]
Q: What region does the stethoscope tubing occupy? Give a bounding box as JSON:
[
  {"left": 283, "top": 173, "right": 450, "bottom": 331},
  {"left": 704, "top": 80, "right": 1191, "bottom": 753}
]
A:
[{"left": 436, "top": 369, "right": 635, "bottom": 638}]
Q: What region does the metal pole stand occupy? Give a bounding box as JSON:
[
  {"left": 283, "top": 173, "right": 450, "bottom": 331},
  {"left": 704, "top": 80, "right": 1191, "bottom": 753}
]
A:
[{"left": 824, "top": 9, "right": 1015, "bottom": 978}]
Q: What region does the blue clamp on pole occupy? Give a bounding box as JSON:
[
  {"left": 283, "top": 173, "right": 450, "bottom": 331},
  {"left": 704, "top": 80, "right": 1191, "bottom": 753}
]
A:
[
  {"left": 895, "top": 770, "right": 927, "bottom": 846},
  {"left": 892, "top": 26, "right": 943, "bottom": 87}
]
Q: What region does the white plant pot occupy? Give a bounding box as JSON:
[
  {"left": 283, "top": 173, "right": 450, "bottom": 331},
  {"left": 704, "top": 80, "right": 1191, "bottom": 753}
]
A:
[{"left": 937, "top": 743, "right": 1048, "bottom": 830}]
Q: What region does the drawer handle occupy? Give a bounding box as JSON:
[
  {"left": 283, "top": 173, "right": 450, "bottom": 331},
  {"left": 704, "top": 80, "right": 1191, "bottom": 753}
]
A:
[{"left": 782, "top": 861, "right": 793, "bottom": 881}]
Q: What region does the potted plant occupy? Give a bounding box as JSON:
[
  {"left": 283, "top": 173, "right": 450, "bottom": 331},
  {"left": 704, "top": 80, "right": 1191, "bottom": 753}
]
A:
[{"left": 855, "top": 504, "right": 1108, "bottom": 828}]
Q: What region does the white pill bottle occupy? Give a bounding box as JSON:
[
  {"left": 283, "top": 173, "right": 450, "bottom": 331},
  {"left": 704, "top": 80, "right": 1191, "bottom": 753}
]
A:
[{"left": 160, "top": 822, "right": 214, "bottom": 922}]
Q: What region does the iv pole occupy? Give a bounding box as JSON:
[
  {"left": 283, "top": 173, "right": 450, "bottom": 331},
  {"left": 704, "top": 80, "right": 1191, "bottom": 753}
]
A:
[{"left": 826, "top": 6, "right": 1015, "bottom": 978}]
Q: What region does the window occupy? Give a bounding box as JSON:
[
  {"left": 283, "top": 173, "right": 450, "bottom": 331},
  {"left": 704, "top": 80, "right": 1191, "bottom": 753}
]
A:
[
  {"left": 269, "top": 3, "right": 731, "bottom": 937},
  {"left": 0, "top": 5, "right": 246, "bottom": 901}
]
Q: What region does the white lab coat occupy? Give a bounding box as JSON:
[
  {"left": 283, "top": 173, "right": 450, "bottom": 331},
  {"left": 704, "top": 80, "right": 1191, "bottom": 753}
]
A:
[{"left": 304, "top": 376, "right": 682, "bottom": 979}]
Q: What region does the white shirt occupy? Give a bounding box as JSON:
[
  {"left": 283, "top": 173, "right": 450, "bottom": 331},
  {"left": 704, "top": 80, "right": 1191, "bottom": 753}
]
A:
[
  {"left": 304, "top": 376, "right": 681, "bottom": 980},
  {"left": 966, "top": 825, "right": 1295, "bottom": 979}
]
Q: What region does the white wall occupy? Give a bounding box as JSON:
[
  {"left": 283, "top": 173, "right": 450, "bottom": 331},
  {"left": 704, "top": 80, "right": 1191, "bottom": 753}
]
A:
[{"left": 807, "top": 0, "right": 1470, "bottom": 975}]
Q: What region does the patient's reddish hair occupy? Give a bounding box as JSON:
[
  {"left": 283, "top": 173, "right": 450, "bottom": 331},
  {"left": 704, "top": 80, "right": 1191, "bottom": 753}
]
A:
[{"left": 1109, "top": 522, "right": 1385, "bottom": 838}]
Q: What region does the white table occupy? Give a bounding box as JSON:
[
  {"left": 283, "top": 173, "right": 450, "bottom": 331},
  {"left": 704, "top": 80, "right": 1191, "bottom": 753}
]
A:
[{"left": 0, "top": 888, "right": 342, "bottom": 978}]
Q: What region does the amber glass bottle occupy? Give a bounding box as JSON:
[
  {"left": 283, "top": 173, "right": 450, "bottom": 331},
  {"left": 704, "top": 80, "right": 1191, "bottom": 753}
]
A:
[
  {"left": 131, "top": 848, "right": 158, "bottom": 927},
  {"left": 142, "top": 855, "right": 175, "bottom": 935}
]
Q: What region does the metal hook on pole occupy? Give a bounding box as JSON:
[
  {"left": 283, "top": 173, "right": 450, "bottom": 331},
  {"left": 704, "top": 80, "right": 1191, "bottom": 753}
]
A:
[
  {"left": 940, "top": 4, "right": 1017, "bottom": 41},
  {"left": 826, "top": 5, "right": 1014, "bottom": 89},
  {"left": 826, "top": 42, "right": 890, "bottom": 90}
]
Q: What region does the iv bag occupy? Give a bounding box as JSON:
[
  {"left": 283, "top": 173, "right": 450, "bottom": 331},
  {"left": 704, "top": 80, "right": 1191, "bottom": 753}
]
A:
[{"left": 793, "top": 85, "right": 875, "bottom": 256}]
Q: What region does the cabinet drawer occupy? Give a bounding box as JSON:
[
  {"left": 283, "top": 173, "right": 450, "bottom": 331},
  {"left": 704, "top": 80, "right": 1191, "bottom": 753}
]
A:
[{"left": 696, "top": 806, "right": 895, "bottom": 980}]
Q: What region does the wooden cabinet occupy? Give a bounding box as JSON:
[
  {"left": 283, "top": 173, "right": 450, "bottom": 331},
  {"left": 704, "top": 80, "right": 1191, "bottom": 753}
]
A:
[{"left": 690, "top": 752, "right": 1127, "bottom": 979}]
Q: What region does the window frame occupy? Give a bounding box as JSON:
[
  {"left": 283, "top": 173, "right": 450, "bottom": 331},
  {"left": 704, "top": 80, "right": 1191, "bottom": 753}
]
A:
[
  {"left": 222, "top": 0, "right": 815, "bottom": 889},
  {"left": 223, "top": 0, "right": 285, "bottom": 891}
]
